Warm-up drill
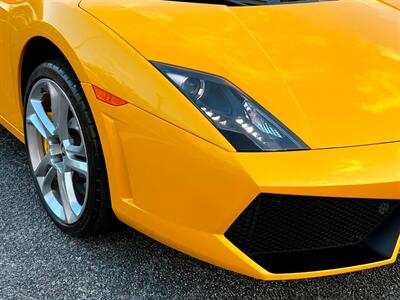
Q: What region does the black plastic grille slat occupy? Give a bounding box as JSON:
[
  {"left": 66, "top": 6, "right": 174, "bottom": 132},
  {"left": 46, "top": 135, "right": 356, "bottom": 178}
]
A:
[{"left": 225, "top": 194, "right": 399, "bottom": 256}]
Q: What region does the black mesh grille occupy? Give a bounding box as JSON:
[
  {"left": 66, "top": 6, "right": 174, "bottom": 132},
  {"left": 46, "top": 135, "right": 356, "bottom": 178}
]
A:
[{"left": 226, "top": 194, "right": 400, "bottom": 256}]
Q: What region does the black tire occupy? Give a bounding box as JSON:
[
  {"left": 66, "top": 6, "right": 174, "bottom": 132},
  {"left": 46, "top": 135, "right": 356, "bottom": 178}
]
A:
[{"left": 24, "top": 59, "right": 115, "bottom": 237}]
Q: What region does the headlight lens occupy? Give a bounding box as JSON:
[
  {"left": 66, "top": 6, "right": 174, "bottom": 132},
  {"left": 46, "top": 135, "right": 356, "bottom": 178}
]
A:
[{"left": 153, "top": 62, "right": 308, "bottom": 152}]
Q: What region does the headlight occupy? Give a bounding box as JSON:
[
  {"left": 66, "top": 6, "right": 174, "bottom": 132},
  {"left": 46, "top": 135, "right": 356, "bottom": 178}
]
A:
[{"left": 153, "top": 62, "right": 308, "bottom": 152}]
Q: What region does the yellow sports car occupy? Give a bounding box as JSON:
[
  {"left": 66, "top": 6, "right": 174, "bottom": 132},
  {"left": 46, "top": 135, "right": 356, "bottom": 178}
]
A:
[{"left": 0, "top": 0, "right": 399, "bottom": 280}]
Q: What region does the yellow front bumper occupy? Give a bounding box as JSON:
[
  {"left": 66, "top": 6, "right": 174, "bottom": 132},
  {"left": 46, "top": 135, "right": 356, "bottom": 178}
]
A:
[{"left": 83, "top": 83, "right": 400, "bottom": 280}]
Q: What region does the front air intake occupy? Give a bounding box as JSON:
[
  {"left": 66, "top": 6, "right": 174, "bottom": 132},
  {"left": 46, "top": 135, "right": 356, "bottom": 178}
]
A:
[{"left": 225, "top": 194, "right": 400, "bottom": 273}]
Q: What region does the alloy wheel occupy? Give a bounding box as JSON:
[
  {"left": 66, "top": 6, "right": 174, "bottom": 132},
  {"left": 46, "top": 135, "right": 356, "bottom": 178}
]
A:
[{"left": 25, "top": 78, "right": 89, "bottom": 224}]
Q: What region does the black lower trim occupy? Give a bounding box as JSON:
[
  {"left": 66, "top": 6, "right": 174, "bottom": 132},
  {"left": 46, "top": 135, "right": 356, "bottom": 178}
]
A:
[
  {"left": 253, "top": 246, "right": 383, "bottom": 274},
  {"left": 225, "top": 194, "right": 400, "bottom": 273}
]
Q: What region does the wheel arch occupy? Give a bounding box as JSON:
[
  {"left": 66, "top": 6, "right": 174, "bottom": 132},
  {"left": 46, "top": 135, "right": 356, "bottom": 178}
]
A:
[
  {"left": 21, "top": 37, "right": 66, "bottom": 102},
  {"left": 18, "top": 33, "right": 89, "bottom": 105}
]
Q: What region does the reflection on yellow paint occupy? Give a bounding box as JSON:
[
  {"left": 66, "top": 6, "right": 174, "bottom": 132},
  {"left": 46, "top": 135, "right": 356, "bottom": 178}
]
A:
[
  {"left": 358, "top": 69, "right": 400, "bottom": 115},
  {"left": 333, "top": 159, "right": 369, "bottom": 174},
  {"left": 380, "top": 47, "right": 400, "bottom": 62}
]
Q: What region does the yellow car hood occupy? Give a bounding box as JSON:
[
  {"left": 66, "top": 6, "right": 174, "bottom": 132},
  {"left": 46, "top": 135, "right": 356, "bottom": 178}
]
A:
[{"left": 81, "top": 0, "right": 400, "bottom": 149}]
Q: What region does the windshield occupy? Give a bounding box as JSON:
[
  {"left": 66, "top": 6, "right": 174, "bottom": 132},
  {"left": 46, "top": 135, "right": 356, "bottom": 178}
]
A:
[{"left": 170, "top": 0, "right": 315, "bottom": 6}]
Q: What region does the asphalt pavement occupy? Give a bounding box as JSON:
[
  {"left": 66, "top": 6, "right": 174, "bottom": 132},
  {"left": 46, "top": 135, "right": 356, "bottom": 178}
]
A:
[{"left": 1, "top": 125, "right": 399, "bottom": 300}]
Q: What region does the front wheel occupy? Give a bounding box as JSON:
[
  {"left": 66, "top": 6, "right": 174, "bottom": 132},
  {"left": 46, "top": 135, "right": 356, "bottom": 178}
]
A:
[{"left": 24, "top": 59, "right": 114, "bottom": 237}]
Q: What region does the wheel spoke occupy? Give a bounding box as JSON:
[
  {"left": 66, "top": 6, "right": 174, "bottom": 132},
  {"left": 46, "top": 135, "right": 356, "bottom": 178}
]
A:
[
  {"left": 43, "top": 190, "right": 66, "bottom": 221},
  {"left": 27, "top": 114, "right": 50, "bottom": 139},
  {"left": 48, "top": 81, "right": 70, "bottom": 140},
  {"left": 64, "top": 140, "right": 86, "bottom": 157},
  {"left": 41, "top": 166, "right": 57, "bottom": 194},
  {"left": 57, "top": 171, "right": 77, "bottom": 224},
  {"left": 29, "top": 100, "right": 57, "bottom": 138},
  {"left": 68, "top": 117, "right": 80, "bottom": 132},
  {"left": 64, "top": 156, "right": 88, "bottom": 177},
  {"left": 34, "top": 153, "right": 52, "bottom": 177},
  {"left": 64, "top": 172, "right": 84, "bottom": 216},
  {"left": 40, "top": 167, "right": 66, "bottom": 220}
]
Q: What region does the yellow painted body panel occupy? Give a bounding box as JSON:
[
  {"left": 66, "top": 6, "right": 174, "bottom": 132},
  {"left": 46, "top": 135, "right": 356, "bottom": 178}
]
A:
[
  {"left": 83, "top": 83, "right": 400, "bottom": 280},
  {"left": 0, "top": 1, "right": 24, "bottom": 141},
  {"left": 81, "top": 0, "right": 400, "bottom": 149},
  {"left": 0, "top": 0, "right": 399, "bottom": 280}
]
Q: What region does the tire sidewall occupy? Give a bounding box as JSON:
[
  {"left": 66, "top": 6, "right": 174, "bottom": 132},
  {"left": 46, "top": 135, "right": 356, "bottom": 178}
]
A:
[{"left": 23, "top": 61, "right": 106, "bottom": 236}]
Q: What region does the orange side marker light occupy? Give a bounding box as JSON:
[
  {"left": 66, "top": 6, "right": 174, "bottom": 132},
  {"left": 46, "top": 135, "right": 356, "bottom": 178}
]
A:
[{"left": 93, "top": 85, "right": 128, "bottom": 106}]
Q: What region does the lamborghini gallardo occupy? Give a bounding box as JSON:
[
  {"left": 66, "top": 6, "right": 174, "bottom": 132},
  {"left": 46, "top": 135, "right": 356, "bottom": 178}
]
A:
[{"left": 0, "top": 0, "right": 400, "bottom": 280}]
